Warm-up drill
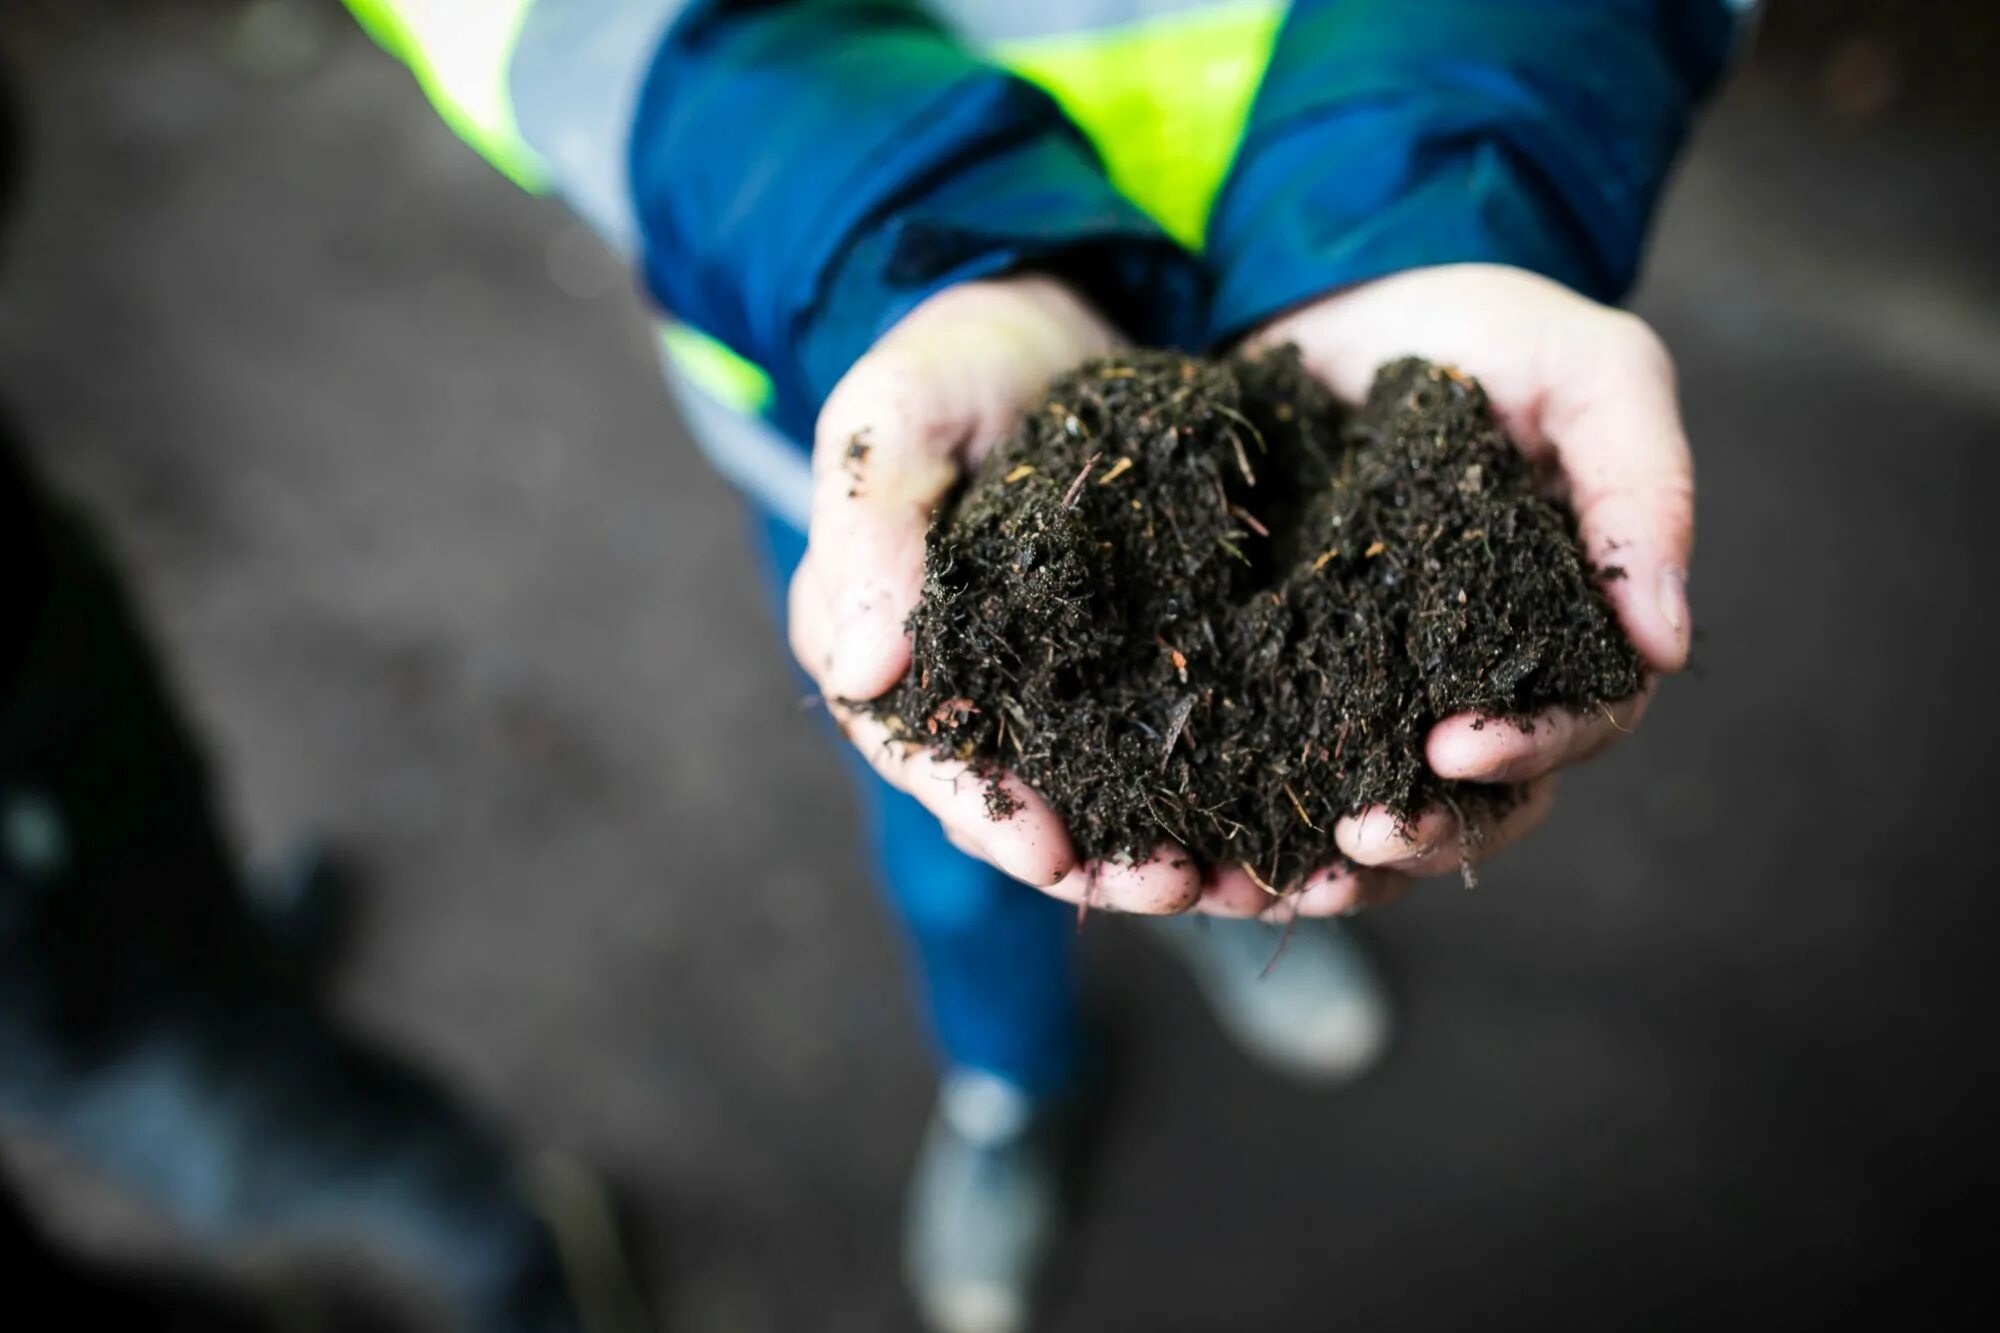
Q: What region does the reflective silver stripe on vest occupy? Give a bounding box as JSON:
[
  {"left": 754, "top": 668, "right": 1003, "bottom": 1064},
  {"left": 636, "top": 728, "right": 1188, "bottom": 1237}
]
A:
[
  {"left": 942, "top": 0, "right": 1217, "bottom": 44},
  {"left": 659, "top": 351, "right": 814, "bottom": 533},
  {"left": 510, "top": 0, "right": 1206, "bottom": 527},
  {"left": 513, "top": 0, "right": 815, "bottom": 523},
  {"left": 511, "top": 0, "right": 1757, "bottom": 525},
  {"left": 509, "top": 0, "right": 688, "bottom": 252},
  {"left": 509, "top": 0, "right": 1209, "bottom": 262}
]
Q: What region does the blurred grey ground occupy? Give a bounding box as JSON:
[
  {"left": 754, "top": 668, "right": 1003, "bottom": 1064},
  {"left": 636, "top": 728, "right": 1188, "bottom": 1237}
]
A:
[{"left": 2, "top": 1, "right": 1997, "bottom": 1329}]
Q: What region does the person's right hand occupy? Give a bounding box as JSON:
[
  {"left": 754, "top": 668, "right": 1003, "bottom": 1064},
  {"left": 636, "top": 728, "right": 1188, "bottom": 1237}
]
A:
[{"left": 792, "top": 276, "right": 1388, "bottom": 916}]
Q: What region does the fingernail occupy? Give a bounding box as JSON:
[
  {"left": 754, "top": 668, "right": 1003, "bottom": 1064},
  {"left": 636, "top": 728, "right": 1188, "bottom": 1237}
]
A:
[{"left": 1656, "top": 567, "right": 1690, "bottom": 661}]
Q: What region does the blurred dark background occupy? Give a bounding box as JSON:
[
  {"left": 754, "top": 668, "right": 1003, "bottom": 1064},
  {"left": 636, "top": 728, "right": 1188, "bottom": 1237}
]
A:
[{"left": 2, "top": 1, "right": 1996, "bottom": 1329}]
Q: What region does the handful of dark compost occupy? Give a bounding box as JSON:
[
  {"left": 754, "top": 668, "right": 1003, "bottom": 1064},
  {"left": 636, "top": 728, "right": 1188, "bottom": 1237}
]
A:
[{"left": 872, "top": 349, "right": 1643, "bottom": 890}]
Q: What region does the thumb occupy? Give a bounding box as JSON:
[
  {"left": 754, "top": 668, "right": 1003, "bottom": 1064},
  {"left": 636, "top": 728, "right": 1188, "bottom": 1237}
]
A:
[
  {"left": 795, "top": 278, "right": 1121, "bottom": 699},
  {"left": 799, "top": 376, "right": 956, "bottom": 699},
  {"left": 1539, "top": 318, "right": 1696, "bottom": 674}
]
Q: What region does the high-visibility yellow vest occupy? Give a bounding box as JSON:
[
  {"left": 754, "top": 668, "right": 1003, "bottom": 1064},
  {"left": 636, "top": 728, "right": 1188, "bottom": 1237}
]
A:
[{"left": 344, "top": 0, "right": 1286, "bottom": 418}]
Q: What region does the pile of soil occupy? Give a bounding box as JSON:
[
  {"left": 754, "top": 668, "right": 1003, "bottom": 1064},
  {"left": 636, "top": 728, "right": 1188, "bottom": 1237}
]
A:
[{"left": 871, "top": 350, "right": 1642, "bottom": 891}]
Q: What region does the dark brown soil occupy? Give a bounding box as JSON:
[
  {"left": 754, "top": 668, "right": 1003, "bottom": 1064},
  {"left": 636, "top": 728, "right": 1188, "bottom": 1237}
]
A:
[{"left": 871, "top": 350, "right": 1643, "bottom": 891}]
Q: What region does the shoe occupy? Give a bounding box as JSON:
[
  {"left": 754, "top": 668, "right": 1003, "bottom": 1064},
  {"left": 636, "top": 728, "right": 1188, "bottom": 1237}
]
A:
[
  {"left": 521, "top": 1151, "right": 654, "bottom": 1333},
  {"left": 1148, "top": 915, "right": 1391, "bottom": 1084},
  {"left": 904, "top": 1070, "right": 1070, "bottom": 1333}
]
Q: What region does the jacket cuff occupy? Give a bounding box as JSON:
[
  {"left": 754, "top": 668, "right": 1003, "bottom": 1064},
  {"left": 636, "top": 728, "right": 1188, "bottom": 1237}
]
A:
[
  {"left": 795, "top": 92, "right": 1204, "bottom": 433},
  {"left": 1203, "top": 104, "right": 1618, "bottom": 342},
  {"left": 628, "top": 1, "right": 1200, "bottom": 441},
  {"left": 1202, "top": 0, "right": 1733, "bottom": 343}
]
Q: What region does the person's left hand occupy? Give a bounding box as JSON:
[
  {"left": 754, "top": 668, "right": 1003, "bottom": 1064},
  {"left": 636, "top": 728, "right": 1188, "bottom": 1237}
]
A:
[
  {"left": 1193, "top": 263, "right": 1694, "bottom": 919},
  {"left": 795, "top": 275, "right": 1319, "bottom": 915}
]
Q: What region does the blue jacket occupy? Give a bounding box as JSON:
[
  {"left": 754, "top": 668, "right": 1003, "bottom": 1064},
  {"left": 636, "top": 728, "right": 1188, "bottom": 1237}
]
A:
[
  {"left": 348, "top": 0, "right": 1741, "bottom": 450},
  {"left": 626, "top": 0, "right": 1741, "bottom": 442}
]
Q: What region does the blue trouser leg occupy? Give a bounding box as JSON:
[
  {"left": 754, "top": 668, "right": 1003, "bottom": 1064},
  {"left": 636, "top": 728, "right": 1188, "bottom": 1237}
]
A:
[{"left": 751, "top": 511, "right": 1081, "bottom": 1097}]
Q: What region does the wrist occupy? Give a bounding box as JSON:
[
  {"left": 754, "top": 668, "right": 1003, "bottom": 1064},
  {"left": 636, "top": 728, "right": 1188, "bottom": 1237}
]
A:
[
  {"left": 1202, "top": 130, "right": 1611, "bottom": 347},
  {"left": 792, "top": 117, "right": 1198, "bottom": 436},
  {"left": 1199, "top": 0, "right": 1734, "bottom": 346},
  {"left": 627, "top": 2, "right": 1200, "bottom": 443}
]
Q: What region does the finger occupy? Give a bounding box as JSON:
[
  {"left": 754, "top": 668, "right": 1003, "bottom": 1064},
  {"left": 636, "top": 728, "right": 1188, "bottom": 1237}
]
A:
[
  {"left": 943, "top": 824, "right": 988, "bottom": 862},
  {"left": 787, "top": 547, "right": 848, "bottom": 687},
  {"left": 1426, "top": 685, "right": 1652, "bottom": 783},
  {"left": 1193, "top": 859, "right": 1404, "bottom": 918},
  {"left": 1421, "top": 778, "right": 1558, "bottom": 876},
  {"left": 833, "top": 705, "right": 1075, "bottom": 888},
  {"left": 1286, "top": 862, "right": 1409, "bottom": 917},
  {"left": 1045, "top": 844, "right": 1202, "bottom": 916},
  {"left": 804, "top": 279, "right": 1119, "bottom": 700},
  {"left": 804, "top": 372, "right": 961, "bottom": 700},
  {"left": 1335, "top": 805, "right": 1458, "bottom": 871},
  {"left": 1335, "top": 778, "right": 1559, "bottom": 877},
  {"left": 1295, "top": 864, "right": 1414, "bottom": 916},
  {"left": 1192, "top": 865, "right": 1282, "bottom": 918},
  {"left": 1537, "top": 318, "right": 1695, "bottom": 674}
]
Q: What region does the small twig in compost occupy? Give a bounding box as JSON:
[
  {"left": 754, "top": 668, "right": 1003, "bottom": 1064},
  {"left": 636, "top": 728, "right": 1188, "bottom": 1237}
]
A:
[
  {"left": 1061, "top": 451, "right": 1102, "bottom": 509},
  {"left": 1160, "top": 695, "right": 1196, "bottom": 772}
]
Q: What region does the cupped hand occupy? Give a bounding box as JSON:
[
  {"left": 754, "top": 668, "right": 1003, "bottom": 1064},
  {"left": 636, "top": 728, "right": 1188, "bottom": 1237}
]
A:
[
  {"left": 1239, "top": 263, "right": 1694, "bottom": 907},
  {"left": 793, "top": 276, "right": 1365, "bottom": 915}
]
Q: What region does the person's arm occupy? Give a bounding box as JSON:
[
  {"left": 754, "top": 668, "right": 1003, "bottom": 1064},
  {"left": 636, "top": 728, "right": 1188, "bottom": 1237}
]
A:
[
  {"left": 1197, "top": 2, "right": 1747, "bottom": 890},
  {"left": 348, "top": 1, "right": 1234, "bottom": 910},
  {"left": 1202, "top": 0, "right": 1742, "bottom": 339},
  {"left": 345, "top": 0, "right": 1200, "bottom": 438}
]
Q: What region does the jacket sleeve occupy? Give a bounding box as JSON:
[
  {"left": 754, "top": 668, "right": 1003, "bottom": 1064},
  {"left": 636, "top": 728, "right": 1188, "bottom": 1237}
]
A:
[
  {"left": 627, "top": 0, "right": 1201, "bottom": 437},
  {"left": 344, "top": 0, "right": 1201, "bottom": 443},
  {"left": 1201, "top": 0, "right": 1745, "bottom": 343}
]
